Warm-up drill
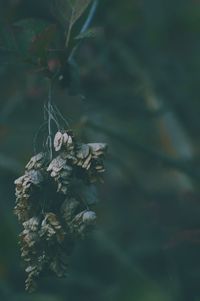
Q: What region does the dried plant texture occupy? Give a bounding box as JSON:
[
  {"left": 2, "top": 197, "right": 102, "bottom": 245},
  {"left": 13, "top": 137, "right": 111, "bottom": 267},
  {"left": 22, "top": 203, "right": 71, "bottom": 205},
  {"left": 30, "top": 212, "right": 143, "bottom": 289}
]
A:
[{"left": 14, "top": 130, "right": 107, "bottom": 292}]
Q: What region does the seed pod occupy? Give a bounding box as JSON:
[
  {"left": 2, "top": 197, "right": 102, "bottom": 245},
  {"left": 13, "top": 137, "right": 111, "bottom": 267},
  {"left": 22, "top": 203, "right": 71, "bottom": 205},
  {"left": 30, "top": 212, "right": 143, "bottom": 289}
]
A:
[
  {"left": 49, "top": 247, "right": 69, "bottom": 277},
  {"left": 76, "top": 144, "right": 90, "bottom": 160},
  {"left": 54, "top": 131, "right": 74, "bottom": 153},
  {"left": 70, "top": 210, "right": 97, "bottom": 237},
  {"left": 40, "top": 213, "right": 65, "bottom": 243},
  {"left": 54, "top": 131, "right": 63, "bottom": 151},
  {"left": 88, "top": 143, "right": 107, "bottom": 157},
  {"left": 82, "top": 211, "right": 97, "bottom": 225},
  {"left": 26, "top": 153, "right": 45, "bottom": 170},
  {"left": 61, "top": 198, "right": 79, "bottom": 223},
  {"left": 47, "top": 156, "right": 73, "bottom": 194},
  {"left": 14, "top": 131, "right": 107, "bottom": 292}
]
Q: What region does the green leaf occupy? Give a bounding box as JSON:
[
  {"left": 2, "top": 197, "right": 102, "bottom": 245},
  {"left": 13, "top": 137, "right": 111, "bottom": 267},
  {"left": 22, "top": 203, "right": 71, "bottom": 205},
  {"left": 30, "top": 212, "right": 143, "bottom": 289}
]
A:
[
  {"left": 52, "top": 0, "right": 72, "bottom": 26},
  {"left": 30, "top": 24, "right": 57, "bottom": 57},
  {"left": 75, "top": 27, "right": 101, "bottom": 40},
  {"left": 69, "top": 0, "right": 92, "bottom": 26},
  {"left": 13, "top": 18, "right": 55, "bottom": 58},
  {"left": 53, "top": 0, "right": 91, "bottom": 27},
  {"left": 65, "top": 0, "right": 92, "bottom": 47}
]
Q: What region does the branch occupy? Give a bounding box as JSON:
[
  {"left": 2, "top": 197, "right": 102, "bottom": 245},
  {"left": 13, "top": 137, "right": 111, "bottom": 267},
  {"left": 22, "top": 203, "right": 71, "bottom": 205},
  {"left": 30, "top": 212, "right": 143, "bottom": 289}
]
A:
[{"left": 85, "top": 120, "right": 200, "bottom": 181}]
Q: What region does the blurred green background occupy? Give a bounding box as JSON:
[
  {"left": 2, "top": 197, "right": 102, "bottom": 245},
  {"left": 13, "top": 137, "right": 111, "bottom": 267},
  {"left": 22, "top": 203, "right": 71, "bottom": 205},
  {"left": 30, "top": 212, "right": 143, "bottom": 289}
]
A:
[{"left": 1, "top": 0, "right": 200, "bottom": 300}]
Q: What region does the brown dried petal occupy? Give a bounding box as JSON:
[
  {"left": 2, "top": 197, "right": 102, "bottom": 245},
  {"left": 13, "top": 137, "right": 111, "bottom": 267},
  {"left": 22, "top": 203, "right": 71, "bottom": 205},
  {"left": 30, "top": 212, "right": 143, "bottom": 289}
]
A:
[
  {"left": 47, "top": 156, "right": 66, "bottom": 172},
  {"left": 82, "top": 154, "right": 92, "bottom": 169},
  {"left": 14, "top": 175, "right": 26, "bottom": 187},
  {"left": 76, "top": 144, "right": 90, "bottom": 160},
  {"left": 25, "top": 153, "right": 45, "bottom": 170},
  {"left": 67, "top": 135, "right": 72, "bottom": 145},
  {"left": 50, "top": 249, "right": 68, "bottom": 277},
  {"left": 61, "top": 198, "right": 79, "bottom": 223},
  {"left": 54, "top": 131, "right": 63, "bottom": 151},
  {"left": 23, "top": 217, "right": 40, "bottom": 232},
  {"left": 88, "top": 143, "right": 107, "bottom": 155},
  {"left": 70, "top": 210, "right": 96, "bottom": 236},
  {"left": 27, "top": 170, "right": 43, "bottom": 185},
  {"left": 82, "top": 211, "right": 96, "bottom": 225},
  {"left": 63, "top": 132, "right": 69, "bottom": 144},
  {"left": 40, "top": 213, "right": 65, "bottom": 242}
]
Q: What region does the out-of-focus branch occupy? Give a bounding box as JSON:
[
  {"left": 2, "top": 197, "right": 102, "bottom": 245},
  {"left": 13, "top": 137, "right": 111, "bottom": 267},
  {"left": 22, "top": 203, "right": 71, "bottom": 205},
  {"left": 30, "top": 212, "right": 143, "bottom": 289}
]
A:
[
  {"left": 84, "top": 120, "right": 200, "bottom": 181},
  {"left": 94, "top": 230, "right": 150, "bottom": 282},
  {"left": 112, "top": 41, "right": 193, "bottom": 160},
  {"left": 112, "top": 41, "right": 195, "bottom": 190}
]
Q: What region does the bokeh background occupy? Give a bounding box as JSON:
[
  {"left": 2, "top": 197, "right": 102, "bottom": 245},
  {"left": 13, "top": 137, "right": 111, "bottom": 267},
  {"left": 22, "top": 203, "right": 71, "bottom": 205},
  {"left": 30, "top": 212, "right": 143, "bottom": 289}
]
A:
[{"left": 1, "top": 0, "right": 200, "bottom": 300}]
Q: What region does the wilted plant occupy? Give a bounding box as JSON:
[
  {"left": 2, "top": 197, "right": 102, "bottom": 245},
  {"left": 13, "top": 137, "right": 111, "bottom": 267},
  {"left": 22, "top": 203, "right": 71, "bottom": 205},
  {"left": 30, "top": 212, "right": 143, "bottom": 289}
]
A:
[{"left": 14, "top": 130, "right": 107, "bottom": 292}]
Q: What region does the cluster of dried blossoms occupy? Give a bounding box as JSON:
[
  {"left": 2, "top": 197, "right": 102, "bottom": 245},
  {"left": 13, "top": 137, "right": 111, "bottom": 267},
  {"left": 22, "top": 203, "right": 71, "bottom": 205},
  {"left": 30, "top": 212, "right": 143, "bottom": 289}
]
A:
[{"left": 14, "top": 130, "right": 107, "bottom": 292}]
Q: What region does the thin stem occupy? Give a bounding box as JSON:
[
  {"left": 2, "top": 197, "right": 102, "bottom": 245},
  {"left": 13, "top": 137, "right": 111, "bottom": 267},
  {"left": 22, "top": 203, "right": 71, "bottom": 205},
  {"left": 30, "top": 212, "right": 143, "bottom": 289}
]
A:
[
  {"left": 81, "top": 0, "right": 98, "bottom": 34},
  {"left": 47, "top": 80, "right": 53, "bottom": 160},
  {"left": 53, "top": 104, "right": 70, "bottom": 128},
  {"left": 65, "top": 23, "right": 73, "bottom": 49},
  {"left": 33, "top": 121, "right": 48, "bottom": 154}
]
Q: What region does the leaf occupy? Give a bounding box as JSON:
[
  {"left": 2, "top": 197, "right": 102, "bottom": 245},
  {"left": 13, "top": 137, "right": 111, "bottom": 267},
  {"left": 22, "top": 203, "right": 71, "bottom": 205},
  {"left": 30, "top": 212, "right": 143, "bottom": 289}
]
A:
[
  {"left": 75, "top": 27, "right": 102, "bottom": 40},
  {"left": 53, "top": 0, "right": 91, "bottom": 28},
  {"left": 52, "top": 0, "right": 72, "bottom": 26},
  {"left": 13, "top": 18, "right": 54, "bottom": 58},
  {"left": 30, "top": 24, "right": 57, "bottom": 57},
  {"left": 0, "top": 21, "right": 55, "bottom": 64},
  {"left": 65, "top": 0, "right": 92, "bottom": 47},
  {"left": 70, "top": 0, "right": 92, "bottom": 26}
]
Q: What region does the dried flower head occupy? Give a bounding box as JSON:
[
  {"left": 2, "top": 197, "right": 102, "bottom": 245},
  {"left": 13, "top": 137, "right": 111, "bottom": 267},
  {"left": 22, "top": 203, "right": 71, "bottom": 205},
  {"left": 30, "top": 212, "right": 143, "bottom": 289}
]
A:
[{"left": 14, "top": 130, "right": 107, "bottom": 292}]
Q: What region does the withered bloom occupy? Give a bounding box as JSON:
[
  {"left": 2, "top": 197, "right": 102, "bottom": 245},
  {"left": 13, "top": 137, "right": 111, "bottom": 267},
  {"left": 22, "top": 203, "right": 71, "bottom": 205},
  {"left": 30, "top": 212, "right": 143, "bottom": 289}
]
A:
[{"left": 14, "top": 130, "right": 107, "bottom": 292}]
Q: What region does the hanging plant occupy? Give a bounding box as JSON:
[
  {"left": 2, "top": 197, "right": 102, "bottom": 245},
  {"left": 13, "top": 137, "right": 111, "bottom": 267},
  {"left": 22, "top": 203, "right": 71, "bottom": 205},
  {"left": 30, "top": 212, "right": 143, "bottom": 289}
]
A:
[
  {"left": 9, "top": 0, "right": 107, "bottom": 293},
  {"left": 14, "top": 127, "right": 107, "bottom": 292}
]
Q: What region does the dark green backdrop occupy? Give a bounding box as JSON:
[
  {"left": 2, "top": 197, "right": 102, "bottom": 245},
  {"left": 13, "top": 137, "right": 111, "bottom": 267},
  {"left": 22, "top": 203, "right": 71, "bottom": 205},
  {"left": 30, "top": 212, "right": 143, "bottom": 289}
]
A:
[{"left": 0, "top": 0, "right": 200, "bottom": 300}]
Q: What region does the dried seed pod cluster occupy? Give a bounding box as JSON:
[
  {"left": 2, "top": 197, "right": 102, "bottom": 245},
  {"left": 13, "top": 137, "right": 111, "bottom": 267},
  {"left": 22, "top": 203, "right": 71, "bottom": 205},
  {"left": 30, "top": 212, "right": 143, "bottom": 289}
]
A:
[{"left": 14, "top": 130, "right": 107, "bottom": 292}]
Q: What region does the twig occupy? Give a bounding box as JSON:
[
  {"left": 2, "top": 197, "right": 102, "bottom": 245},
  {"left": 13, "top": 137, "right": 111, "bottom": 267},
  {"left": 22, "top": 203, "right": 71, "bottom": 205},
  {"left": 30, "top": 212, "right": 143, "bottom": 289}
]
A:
[
  {"left": 65, "top": 22, "right": 73, "bottom": 49},
  {"left": 33, "top": 121, "right": 48, "bottom": 154},
  {"left": 47, "top": 80, "right": 53, "bottom": 160},
  {"left": 94, "top": 230, "right": 151, "bottom": 282},
  {"left": 53, "top": 104, "right": 70, "bottom": 128}
]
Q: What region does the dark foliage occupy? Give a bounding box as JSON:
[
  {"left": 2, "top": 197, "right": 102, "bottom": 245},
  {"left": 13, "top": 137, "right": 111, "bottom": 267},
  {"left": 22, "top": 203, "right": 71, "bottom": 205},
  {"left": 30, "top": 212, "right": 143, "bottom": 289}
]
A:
[{"left": 0, "top": 0, "right": 200, "bottom": 300}]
